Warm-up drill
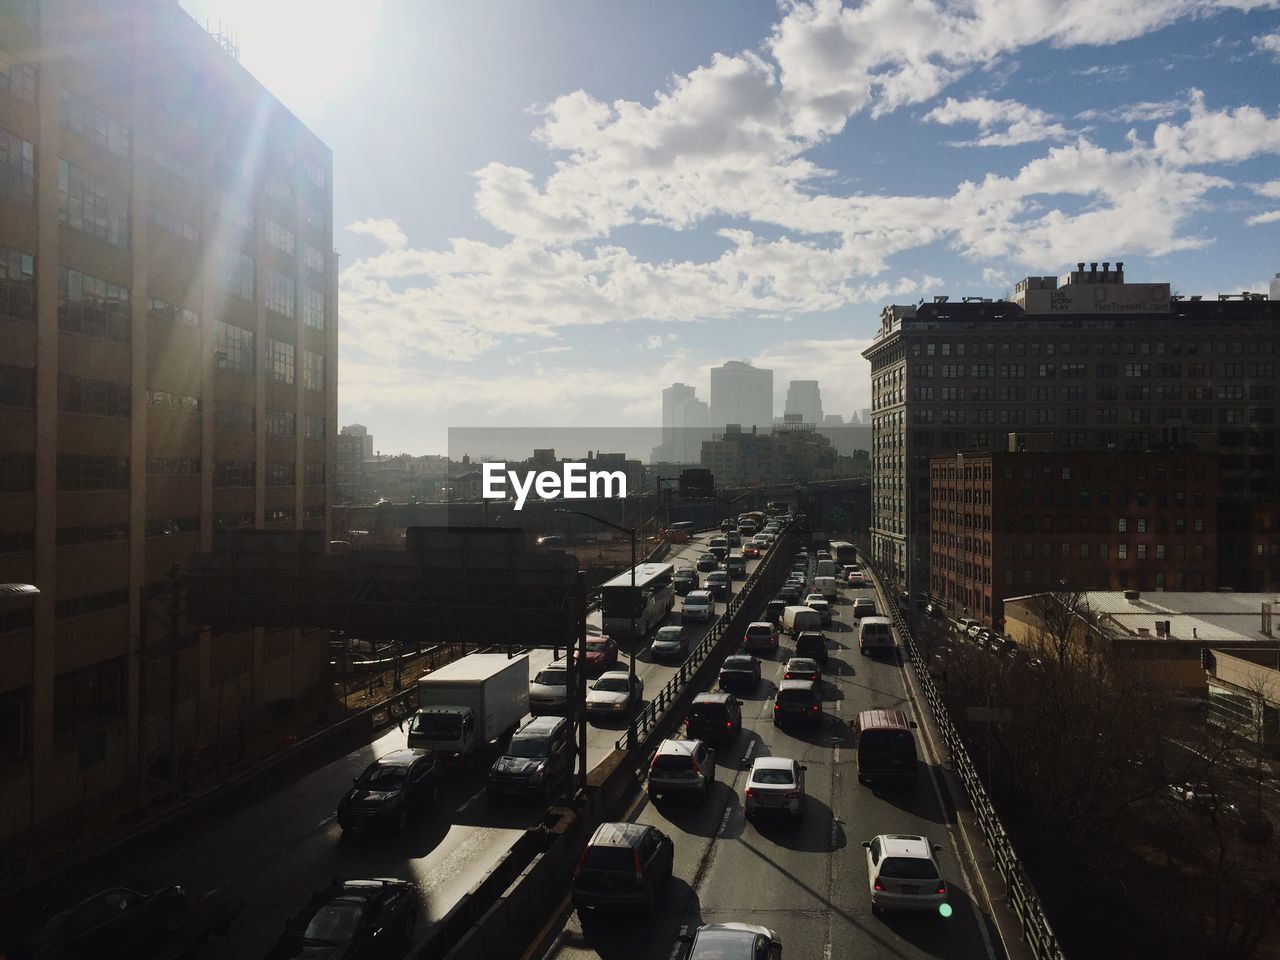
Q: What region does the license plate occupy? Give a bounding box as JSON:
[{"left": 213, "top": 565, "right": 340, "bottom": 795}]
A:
[{"left": 902, "top": 885, "right": 918, "bottom": 895}]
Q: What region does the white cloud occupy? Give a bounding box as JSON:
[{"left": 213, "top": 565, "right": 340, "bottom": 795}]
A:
[
  {"left": 1075, "top": 97, "right": 1188, "bottom": 123},
  {"left": 1255, "top": 30, "right": 1280, "bottom": 55},
  {"left": 347, "top": 217, "right": 409, "bottom": 250},
  {"left": 922, "top": 97, "right": 1073, "bottom": 146},
  {"left": 1247, "top": 210, "right": 1280, "bottom": 225},
  {"left": 982, "top": 267, "right": 1011, "bottom": 287}
]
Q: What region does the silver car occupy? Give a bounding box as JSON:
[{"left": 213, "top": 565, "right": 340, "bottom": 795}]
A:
[
  {"left": 682, "top": 590, "right": 714, "bottom": 623},
  {"left": 586, "top": 670, "right": 644, "bottom": 718},
  {"left": 650, "top": 625, "right": 689, "bottom": 660},
  {"left": 647, "top": 738, "right": 715, "bottom": 801},
  {"left": 678, "top": 922, "right": 782, "bottom": 959},
  {"left": 744, "top": 756, "right": 806, "bottom": 822},
  {"left": 528, "top": 660, "right": 568, "bottom": 715}
]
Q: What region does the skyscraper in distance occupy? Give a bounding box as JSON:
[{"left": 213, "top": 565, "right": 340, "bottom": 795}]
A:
[
  {"left": 709, "top": 361, "right": 772, "bottom": 431},
  {"left": 784, "top": 380, "right": 823, "bottom": 424}
]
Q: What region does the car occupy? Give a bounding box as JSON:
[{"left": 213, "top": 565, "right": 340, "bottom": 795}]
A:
[
  {"left": 572, "top": 822, "right": 673, "bottom": 913},
  {"left": 719, "top": 653, "right": 761, "bottom": 692},
  {"left": 685, "top": 691, "right": 742, "bottom": 743},
  {"left": 773, "top": 679, "right": 821, "bottom": 728},
  {"left": 778, "top": 585, "right": 801, "bottom": 605},
  {"left": 267, "top": 878, "right": 417, "bottom": 960},
  {"left": 586, "top": 670, "right": 644, "bottom": 718},
  {"left": 584, "top": 635, "right": 620, "bottom": 673},
  {"left": 677, "top": 922, "right": 783, "bottom": 960},
  {"left": 967, "top": 624, "right": 982, "bottom": 639},
  {"left": 726, "top": 531, "right": 742, "bottom": 547},
  {"left": 673, "top": 568, "right": 700, "bottom": 595},
  {"left": 742, "top": 541, "right": 761, "bottom": 558},
  {"left": 651, "top": 625, "right": 690, "bottom": 660},
  {"left": 783, "top": 657, "right": 821, "bottom": 683},
  {"left": 765, "top": 598, "right": 788, "bottom": 624},
  {"left": 956, "top": 617, "right": 979, "bottom": 635},
  {"left": 861, "top": 834, "right": 947, "bottom": 915},
  {"left": 682, "top": 590, "right": 714, "bottom": 622},
  {"left": 744, "top": 756, "right": 806, "bottom": 822},
  {"left": 705, "top": 570, "right": 731, "bottom": 600},
  {"left": 1168, "top": 781, "right": 1222, "bottom": 813},
  {"left": 793, "top": 631, "right": 828, "bottom": 668},
  {"left": 529, "top": 660, "right": 569, "bottom": 714},
  {"left": 742, "top": 621, "right": 779, "bottom": 655},
  {"left": 791, "top": 560, "right": 809, "bottom": 575},
  {"left": 925, "top": 601, "right": 944, "bottom": 618},
  {"left": 720, "top": 518, "right": 733, "bottom": 532},
  {"left": 337, "top": 749, "right": 441, "bottom": 833},
  {"left": 21, "top": 885, "right": 189, "bottom": 960},
  {"left": 708, "top": 537, "right": 730, "bottom": 560},
  {"left": 816, "top": 550, "right": 831, "bottom": 561},
  {"left": 488, "top": 715, "right": 571, "bottom": 800},
  {"left": 696, "top": 552, "right": 719, "bottom": 572},
  {"left": 725, "top": 554, "right": 747, "bottom": 578},
  {"left": 851, "top": 597, "right": 877, "bottom": 621},
  {"left": 805, "top": 596, "right": 832, "bottom": 626},
  {"left": 847, "top": 571, "right": 866, "bottom": 587},
  {"left": 841, "top": 564, "right": 860, "bottom": 577},
  {"left": 648, "top": 738, "right": 716, "bottom": 801}
]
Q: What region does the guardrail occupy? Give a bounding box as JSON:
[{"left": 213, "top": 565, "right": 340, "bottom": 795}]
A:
[
  {"left": 617, "top": 522, "right": 798, "bottom": 749},
  {"left": 864, "top": 559, "right": 1065, "bottom": 960}
]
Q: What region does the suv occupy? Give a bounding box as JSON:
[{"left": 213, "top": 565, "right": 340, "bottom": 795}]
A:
[
  {"left": 648, "top": 738, "right": 716, "bottom": 801},
  {"left": 851, "top": 597, "right": 877, "bottom": 621},
  {"left": 862, "top": 834, "right": 946, "bottom": 914},
  {"left": 705, "top": 571, "right": 731, "bottom": 600},
  {"left": 682, "top": 590, "right": 714, "bottom": 622},
  {"left": 673, "top": 568, "right": 699, "bottom": 595},
  {"left": 708, "top": 537, "right": 730, "bottom": 560},
  {"left": 804, "top": 596, "right": 832, "bottom": 626},
  {"left": 487, "top": 715, "right": 570, "bottom": 801},
  {"left": 725, "top": 554, "right": 747, "bottom": 579},
  {"left": 572, "top": 822, "right": 674, "bottom": 913},
  {"left": 339, "top": 749, "right": 442, "bottom": 833},
  {"left": 794, "top": 631, "right": 828, "bottom": 668},
  {"left": 685, "top": 691, "right": 742, "bottom": 743},
  {"left": 742, "top": 621, "right": 778, "bottom": 655},
  {"left": 773, "top": 679, "right": 822, "bottom": 728}
]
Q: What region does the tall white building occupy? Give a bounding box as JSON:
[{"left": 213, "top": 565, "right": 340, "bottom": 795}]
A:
[
  {"left": 341, "top": 423, "right": 374, "bottom": 459},
  {"left": 655, "top": 383, "right": 709, "bottom": 463},
  {"left": 784, "top": 380, "right": 823, "bottom": 424},
  {"left": 709, "top": 361, "right": 773, "bottom": 431}
]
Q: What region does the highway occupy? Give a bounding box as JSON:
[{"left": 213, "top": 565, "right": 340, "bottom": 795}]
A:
[
  {"left": 536, "top": 557, "right": 1000, "bottom": 960},
  {"left": 15, "top": 531, "right": 767, "bottom": 958}
]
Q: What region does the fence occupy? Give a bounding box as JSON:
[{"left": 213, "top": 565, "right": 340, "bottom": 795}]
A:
[{"left": 864, "top": 558, "right": 1065, "bottom": 960}]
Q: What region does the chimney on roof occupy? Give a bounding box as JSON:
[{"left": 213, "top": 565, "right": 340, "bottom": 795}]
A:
[
  {"left": 1116, "top": 261, "right": 1124, "bottom": 282},
  {"left": 1077, "top": 262, "right": 1085, "bottom": 273},
  {"left": 1090, "top": 262, "right": 1098, "bottom": 281},
  {"left": 1136, "top": 627, "right": 1151, "bottom": 638},
  {"left": 1124, "top": 589, "right": 1141, "bottom": 604}
]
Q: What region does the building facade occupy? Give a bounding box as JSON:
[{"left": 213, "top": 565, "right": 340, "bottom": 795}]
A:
[
  {"left": 929, "top": 450, "right": 1218, "bottom": 628},
  {"left": 709, "top": 360, "right": 773, "bottom": 432},
  {"left": 863, "top": 262, "right": 1279, "bottom": 593},
  {"left": 0, "top": 0, "right": 336, "bottom": 831},
  {"left": 653, "top": 381, "right": 710, "bottom": 465},
  {"left": 783, "top": 379, "right": 823, "bottom": 425}
]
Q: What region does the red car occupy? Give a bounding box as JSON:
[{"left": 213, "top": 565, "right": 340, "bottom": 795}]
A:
[
  {"left": 584, "top": 635, "right": 619, "bottom": 673},
  {"left": 742, "top": 541, "right": 761, "bottom": 558}
]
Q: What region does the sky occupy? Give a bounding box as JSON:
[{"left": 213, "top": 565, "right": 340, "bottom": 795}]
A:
[{"left": 178, "top": 0, "right": 1280, "bottom": 456}]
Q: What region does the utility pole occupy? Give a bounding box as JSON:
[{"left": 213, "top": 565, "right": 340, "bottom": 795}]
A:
[{"left": 575, "top": 570, "right": 588, "bottom": 795}]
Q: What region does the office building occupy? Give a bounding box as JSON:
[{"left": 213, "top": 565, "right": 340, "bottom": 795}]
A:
[
  {"left": 700, "top": 423, "right": 863, "bottom": 488},
  {"left": 709, "top": 360, "right": 772, "bottom": 432},
  {"left": 864, "top": 262, "right": 1279, "bottom": 593},
  {"left": 929, "top": 449, "right": 1218, "bottom": 628},
  {"left": 0, "top": 1, "right": 336, "bottom": 832},
  {"left": 783, "top": 379, "right": 822, "bottom": 425},
  {"left": 340, "top": 422, "right": 373, "bottom": 459},
  {"left": 653, "top": 382, "right": 710, "bottom": 464}
]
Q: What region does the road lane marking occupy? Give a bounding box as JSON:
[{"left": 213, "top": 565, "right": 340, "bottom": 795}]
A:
[
  {"left": 455, "top": 786, "right": 487, "bottom": 815},
  {"left": 833, "top": 748, "right": 840, "bottom": 763},
  {"left": 718, "top": 807, "right": 732, "bottom": 837},
  {"left": 743, "top": 739, "right": 756, "bottom": 762}
]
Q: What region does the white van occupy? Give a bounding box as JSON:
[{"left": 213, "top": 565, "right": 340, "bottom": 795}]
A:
[
  {"left": 815, "top": 559, "right": 837, "bottom": 579},
  {"left": 781, "top": 605, "right": 822, "bottom": 636},
  {"left": 859, "top": 616, "right": 895, "bottom": 655},
  {"left": 813, "top": 576, "right": 838, "bottom": 601}
]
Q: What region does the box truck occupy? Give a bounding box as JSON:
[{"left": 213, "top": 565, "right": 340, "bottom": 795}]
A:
[{"left": 408, "top": 653, "right": 529, "bottom": 765}]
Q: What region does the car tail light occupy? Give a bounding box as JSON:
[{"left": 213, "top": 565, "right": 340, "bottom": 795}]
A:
[
  {"left": 873, "top": 878, "right": 884, "bottom": 891},
  {"left": 725, "top": 721, "right": 732, "bottom": 727},
  {"left": 745, "top": 788, "right": 753, "bottom": 799},
  {"left": 935, "top": 881, "right": 947, "bottom": 895},
  {"left": 784, "top": 672, "right": 794, "bottom": 680},
  {"left": 786, "top": 790, "right": 801, "bottom": 799},
  {"left": 574, "top": 848, "right": 589, "bottom": 878},
  {"left": 773, "top": 704, "right": 780, "bottom": 711},
  {"left": 633, "top": 849, "right": 644, "bottom": 883},
  {"left": 810, "top": 704, "right": 820, "bottom": 712},
  {"left": 690, "top": 754, "right": 699, "bottom": 772}
]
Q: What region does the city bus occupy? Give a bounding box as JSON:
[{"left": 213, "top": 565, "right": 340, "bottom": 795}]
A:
[
  {"left": 600, "top": 562, "right": 676, "bottom": 639},
  {"left": 830, "top": 541, "right": 858, "bottom": 566}
]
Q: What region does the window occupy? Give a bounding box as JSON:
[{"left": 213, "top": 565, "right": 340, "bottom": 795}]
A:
[
  {"left": 266, "top": 218, "right": 294, "bottom": 254},
  {"left": 304, "top": 350, "right": 325, "bottom": 391},
  {"left": 1194, "top": 518, "right": 1204, "bottom": 533},
  {"left": 0, "top": 244, "right": 35, "bottom": 321},
  {"left": 1156, "top": 544, "right": 1165, "bottom": 560},
  {"left": 58, "top": 374, "right": 130, "bottom": 418},
  {"left": 213, "top": 400, "right": 253, "bottom": 433},
  {"left": 145, "top": 517, "right": 199, "bottom": 537},
  {"left": 304, "top": 461, "right": 325, "bottom": 485},
  {"left": 145, "top": 457, "right": 200, "bottom": 476},
  {"left": 305, "top": 415, "right": 325, "bottom": 440},
  {"left": 148, "top": 390, "right": 200, "bottom": 415},
  {"left": 214, "top": 511, "right": 254, "bottom": 529},
  {"left": 53, "top": 657, "right": 125, "bottom": 738},
  {"left": 1117, "top": 544, "right": 1128, "bottom": 560},
  {"left": 266, "top": 507, "right": 295, "bottom": 524},
  {"left": 303, "top": 286, "right": 324, "bottom": 329},
  {"left": 0, "top": 452, "right": 34, "bottom": 492},
  {"left": 303, "top": 243, "right": 326, "bottom": 273},
  {"left": 266, "top": 267, "right": 294, "bottom": 317},
  {"left": 212, "top": 189, "right": 253, "bottom": 232},
  {"left": 1137, "top": 544, "right": 1147, "bottom": 560},
  {"left": 146, "top": 296, "right": 199, "bottom": 327},
  {"left": 267, "top": 460, "right": 296, "bottom": 486},
  {"left": 58, "top": 159, "right": 130, "bottom": 248},
  {"left": 267, "top": 338, "right": 295, "bottom": 384},
  {"left": 216, "top": 247, "right": 254, "bottom": 300},
  {"left": 147, "top": 206, "right": 199, "bottom": 244},
  {"left": 152, "top": 145, "right": 197, "bottom": 186},
  {"left": 59, "top": 88, "right": 130, "bottom": 157},
  {"left": 266, "top": 176, "right": 294, "bottom": 204},
  {"left": 303, "top": 197, "right": 324, "bottom": 231},
  {"left": 214, "top": 320, "right": 254, "bottom": 374},
  {"left": 301, "top": 155, "right": 326, "bottom": 189},
  {"left": 0, "top": 363, "right": 35, "bottom": 408},
  {"left": 57, "top": 455, "right": 129, "bottom": 491},
  {"left": 0, "top": 56, "right": 36, "bottom": 104},
  {"left": 1136, "top": 518, "right": 1147, "bottom": 533},
  {"left": 56, "top": 522, "right": 129, "bottom": 546},
  {"left": 0, "top": 127, "right": 35, "bottom": 208},
  {"left": 304, "top": 504, "right": 325, "bottom": 521},
  {"left": 0, "top": 685, "right": 30, "bottom": 763},
  {"left": 214, "top": 460, "right": 255, "bottom": 487},
  {"left": 265, "top": 408, "right": 295, "bottom": 437}
]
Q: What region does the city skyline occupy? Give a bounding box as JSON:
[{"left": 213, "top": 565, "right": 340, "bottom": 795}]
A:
[{"left": 179, "top": 0, "right": 1280, "bottom": 454}]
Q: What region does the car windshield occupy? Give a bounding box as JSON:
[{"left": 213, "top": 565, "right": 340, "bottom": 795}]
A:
[
  {"left": 723, "top": 657, "right": 754, "bottom": 670},
  {"left": 708, "top": 573, "right": 727, "bottom": 582},
  {"left": 753, "top": 767, "right": 794, "bottom": 785},
  {"left": 409, "top": 713, "right": 461, "bottom": 740},
  {"left": 582, "top": 846, "right": 635, "bottom": 872},
  {"left": 777, "top": 688, "right": 814, "bottom": 703},
  {"left": 595, "top": 677, "right": 630, "bottom": 692},
  {"left": 653, "top": 754, "right": 695, "bottom": 771},
  {"left": 686, "top": 596, "right": 709, "bottom": 606},
  {"left": 656, "top": 628, "right": 682, "bottom": 641},
  {"left": 534, "top": 668, "right": 567, "bottom": 685},
  {"left": 879, "top": 856, "right": 940, "bottom": 880},
  {"left": 506, "top": 736, "right": 551, "bottom": 759},
  {"left": 861, "top": 730, "right": 914, "bottom": 753},
  {"left": 586, "top": 641, "right": 611, "bottom": 653},
  {"left": 302, "top": 902, "right": 365, "bottom": 943},
  {"left": 691, "top": 703, "right": 727, "bottom": 719},
  {"left": 788, "top": 660, "right": 817, "bottom": 671},
  {"left": 356, "top": 764, "right": 406, "bottom": 790},
  {"left": 746, "top": 626, "right": 771, "bottom": 637}
]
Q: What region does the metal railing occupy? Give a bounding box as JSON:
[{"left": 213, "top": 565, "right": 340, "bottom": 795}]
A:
[
  {"left": 617, "top": 522, "right": 796, "bottom": 749},
  {"left": 865, "top": 560, "right": 1065, "bottom": 960}
]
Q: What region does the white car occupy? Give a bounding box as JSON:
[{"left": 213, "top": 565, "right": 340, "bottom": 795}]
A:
[
  {"left": 678, "top": 922, "right": 782, "bottom": 960},
  {"left": 528, "top": 660, "right": 569, "bottom": 715},
  {"left": 682, "top": 590, "right": 714, "bottom": 622},
  {"left": 650, "top": 625, "right": 689, "bottom": 660},
  {"left": 744, "top": 756, "right": 806, "bottom": 822},
  {"left": 862, "top": 833, "right": 947, "bottom": 914},
  {"left": 585, "top": 670, "right": 644, "bottom": 718}
]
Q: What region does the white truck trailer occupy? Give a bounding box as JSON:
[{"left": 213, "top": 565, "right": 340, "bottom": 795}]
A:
[{"left": 407, "top": 653, "right": 529, "bottom": 765}]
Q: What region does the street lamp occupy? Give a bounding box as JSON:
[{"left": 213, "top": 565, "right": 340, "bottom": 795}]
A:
[{"left": 555, "top": 507, "right": 640, "bottom": 749}]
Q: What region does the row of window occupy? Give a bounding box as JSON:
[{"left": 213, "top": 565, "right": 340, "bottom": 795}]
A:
[
  {"left": 910, "top": 338, "right": 1278, "bottom": 358},
  {"left": 148, "top": 205, "right": 199, "bottom": 244},
  {"left": 909, "top": 361, "right": 1278, "bottom": 380},
  {"left": 1, "top": 126, "right": 35, "bottom": 208},
  {"left": 0, "top": 55, "right": 36, "bottom": 103},
  {"left": 147, "top": 296, "right": 199, "bottom": 328},
  {"left": 0, "top": 244, "right": 34, "bottom": 321},
  {"left": 60, "top": 87, "right": 130, "bottom": 158},
  {"left": 911, "top": 384, "right": 1276, "bottom": 402},
  {"left": 59, "top": 158, "right": 130, "bottom": 248}
]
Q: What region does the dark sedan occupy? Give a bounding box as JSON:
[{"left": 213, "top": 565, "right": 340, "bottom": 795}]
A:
[
  {"left": 267, "top": 878, "right": 417, "bottom": 960},
  {"left": 673, "top": 568, "right": 700, "bottom": 595},
  {"left": 696, "top": 552, "right": 719, "bottom": 572},
  {"left": 19, "top": 886, "right": 188, "bottom": 960},
  {"left": 718, "top": 654, "right": 761, "bottom": 692},
  {"left": 337, "top": 749, "right": 441, "bottom": 834}
]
